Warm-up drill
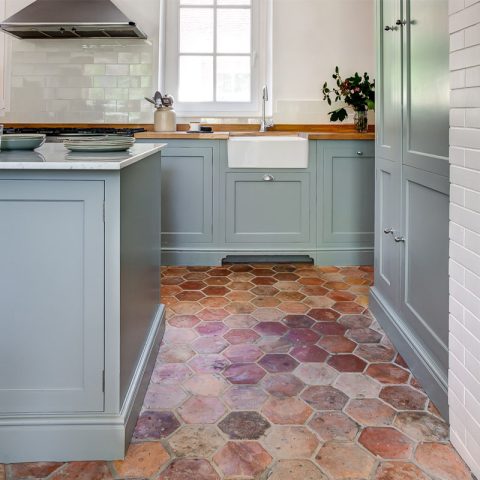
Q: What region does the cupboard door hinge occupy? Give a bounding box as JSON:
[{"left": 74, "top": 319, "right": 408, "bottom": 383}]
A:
[{"left": 102, "top": 370, "right": 105, "bottom": 392}]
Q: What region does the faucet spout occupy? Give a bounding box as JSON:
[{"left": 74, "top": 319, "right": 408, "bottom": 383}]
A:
[{"left": 260, "top": 84, "right": 274, "bottom": 133}]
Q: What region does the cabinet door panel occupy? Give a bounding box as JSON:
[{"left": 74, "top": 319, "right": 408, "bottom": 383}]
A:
[
  {"left": 161, "top": 147, "right": 213, "bottom": 245},
  {"left": 322, "top": 143, "right": 375, "bottom": 246},
  {"left": 376, "top": 0, "right": 402, "bottom": 162},
  {"left": 0, "top": 180, "right": 104, "bottom": 413},
  {"left": 401, "top": 166, "right": 449, "bottom": 374},
  {"left": 374, "top": 157, "right": 401, "bottom": 308},
  {"left": 403, "top": 0, "right": 449, "bottom": 176},
  {"left": 226, "top": 172, "right": 311, "bottom": 244}
]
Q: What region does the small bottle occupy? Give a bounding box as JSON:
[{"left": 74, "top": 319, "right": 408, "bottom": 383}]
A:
[{"left": 154, "top": 106, "right": 176, "bottom": 132}]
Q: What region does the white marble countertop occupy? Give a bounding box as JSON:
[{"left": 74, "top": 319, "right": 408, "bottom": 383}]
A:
[{"left": 0, "top": 143, "right": 165, "bottom": 170}]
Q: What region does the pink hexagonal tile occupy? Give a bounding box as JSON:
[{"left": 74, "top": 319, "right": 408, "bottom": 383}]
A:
[
  {"left": 223, "top": 363, "right": 266, "bottom": 384},
  {"left": 262, "top": 397, "right": 313, "bottom": 425},
  {"left": 223, "top": 344, "right": 263, "bottom": 363},
  {"left": 223, "top": 385, "right": 268, "bottom": 410},
  {"left": 259, "top": 354, "right": 299, "bottom": 373},
  {"left": 177, "top": 396, "right": 226, "bottom": 424}
]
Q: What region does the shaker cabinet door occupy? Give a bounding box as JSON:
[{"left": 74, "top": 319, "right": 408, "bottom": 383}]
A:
[
  {"left": 0, "top": 180, "right": 105, "bottom": 414},
  {"left": 225, "top": 172, "right": 312, "bottom": 245}
]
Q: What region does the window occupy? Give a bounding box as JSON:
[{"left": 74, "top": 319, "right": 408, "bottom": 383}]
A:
[{"left": 164, "top": 0, "right": 269, "bottom": 116}]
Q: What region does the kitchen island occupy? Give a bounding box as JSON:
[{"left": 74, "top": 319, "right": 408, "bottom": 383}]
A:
[{"left": 0, "top": 143, "right": 165, "bottom": 462}]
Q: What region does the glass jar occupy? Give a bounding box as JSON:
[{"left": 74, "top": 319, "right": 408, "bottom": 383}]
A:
[{"left": 354, "top": 110, "right": 368, "bottom": 133}]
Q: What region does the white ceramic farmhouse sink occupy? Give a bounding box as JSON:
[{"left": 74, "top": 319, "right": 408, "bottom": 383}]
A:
[{"left": 228, "top": 136, "right": 308, "bottom": 169}]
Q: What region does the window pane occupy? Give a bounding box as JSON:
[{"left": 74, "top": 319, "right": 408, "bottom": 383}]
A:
[
  {"left": 179, "top": 56, "right": 213, "bottom": 102},
  {"left": 180, "top": 8, "right": 214, "bottom": 53},
  {"left": 180, "top": 0, "right": 213, "bottom": 5},
  {"left": 217, "top": 56, "right": 251, "bottom": 102},
  {"left": 217, "top": 0, "right": 251, "bottom": 5},
  {"left": 217, "top": 8, "right": 251, "bottom": 53}
]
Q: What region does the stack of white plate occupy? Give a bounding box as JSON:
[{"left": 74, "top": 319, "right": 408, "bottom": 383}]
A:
[
  {"left": 0, "top": 134, "right": 46, "bottom": 151},
  {"left": 63, "top": 135, "right": 135, "bottom": 152}
]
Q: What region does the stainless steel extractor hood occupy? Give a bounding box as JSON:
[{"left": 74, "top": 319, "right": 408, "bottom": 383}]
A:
[{"left": 0, "top": 0, "right": 147, "bottom": 39}]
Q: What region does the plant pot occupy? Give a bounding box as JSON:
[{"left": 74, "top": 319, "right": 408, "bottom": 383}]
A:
[{"left": 354, "top": 110, "right": 368, "bottom": 133}]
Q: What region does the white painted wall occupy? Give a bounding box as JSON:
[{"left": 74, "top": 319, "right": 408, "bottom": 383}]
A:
[
  {"left": 272, "top": 0, "right": 375, "bottom": 124},
  {"left": 448, "top": 0, "right": 480, "bottom": 478},
  {"left": 1, "top": 0, "right": 374, "bottom": 124}
]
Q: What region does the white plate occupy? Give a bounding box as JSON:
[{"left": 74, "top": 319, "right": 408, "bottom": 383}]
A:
[{"left": 65, "top": 144, "right": 132, "bottom": 152}]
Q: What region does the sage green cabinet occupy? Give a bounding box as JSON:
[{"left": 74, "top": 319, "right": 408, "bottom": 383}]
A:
[
  {"left": 160, "top": 146, "right": 214, "bottom": 245},
  {"left": 371, "top": 0, "right": 449, "bottom": 418},
  {"left": 225, "top": 171, "right": 313, "bottom": 246}
]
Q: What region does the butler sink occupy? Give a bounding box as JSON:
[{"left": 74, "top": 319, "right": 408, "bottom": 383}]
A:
[{"left": 228, "top": 136, "right": 308, "bottom": 169}]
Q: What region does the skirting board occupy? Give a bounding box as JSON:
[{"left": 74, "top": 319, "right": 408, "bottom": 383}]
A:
[
  {"left": 161, "top": 248, "right": 373, "bottom": 267},
  {"left": 369, "top": 288, "right": 448, "bottom": 420},
  {"left": 0, "top": 305, "right": 165, "bottom": 463}
]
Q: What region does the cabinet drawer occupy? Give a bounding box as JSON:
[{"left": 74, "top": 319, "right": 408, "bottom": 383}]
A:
[{"left": 225, "top": 172, "right": 311, "bottom": 244}]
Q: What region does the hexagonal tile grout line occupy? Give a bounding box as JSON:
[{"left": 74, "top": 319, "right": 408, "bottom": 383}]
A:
[{"left": 2, "top": 264, "right": 473, "bottom": 480}]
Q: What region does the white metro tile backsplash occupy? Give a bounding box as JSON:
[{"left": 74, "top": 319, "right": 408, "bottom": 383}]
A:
[{"left": 3, "top": 39, "right": 156, "bottom": 123}]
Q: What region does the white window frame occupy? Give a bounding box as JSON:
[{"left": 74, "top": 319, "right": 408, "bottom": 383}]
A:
[{"left": 164, "top": 0, "right": 269, "bottom": 117}]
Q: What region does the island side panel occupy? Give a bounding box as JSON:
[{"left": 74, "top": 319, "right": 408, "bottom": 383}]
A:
[{"left": 120, "top": 153, "right": 163, "bottom": 406}]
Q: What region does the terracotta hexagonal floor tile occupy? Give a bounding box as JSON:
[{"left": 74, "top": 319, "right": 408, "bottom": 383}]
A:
[
  {"left": 133, "top": 410, "right": 181, "bottom": 439},
  {"left": 252, "top": 296, "right": 282, "bottom": 308},
  {"left": 225, "top": 301, "right": 256, "bottom": 314},
  {"left": 254, "top": 321, "right": 288, "bottom": 336},
  {"left": 213, "top": 441, "right": 272, "bottom": 478},
  {"left": 394, "top": 411, "right": 449, "bottom": 442},
  {"left": 251, "top": 285, "right": 279, "bottom": 296},
  {"left": 335, "top": 373, "right": 382, "bottom": 398},
  {"left": 308, "top": 411, "right": 359, "bottom": 441},
  {"left": 327, "top": 354, "right": 367, "bottom": 373},
  {"left": 347, "top": 327, "right": 383, "bottom": 344},
  {"left": 274, "top": 281, "right": 302, "bottom": 291},
  {"left": 189, "top": 354, "right": 229, "bottom": 374},
  {"left": 223, "top": 385, "right": 268, "bottom": 410},
  {"left": 327, "top": 290, "right": 356, "bottom": 302},
  {"left": 323, "top": 281, "right": 350, "bottom": 290},
  {"left": 301, "top": 386, "right": 348, "bottom": 411},
  {"left": 291, "top": 344, "right": 329, "bottom": 362},
  {"left": 175, "top": 291, "right": 206, "bottom": 302},
  {"left": 282, "top": 314, "right": 315, "bottom": 328},
  {"left": 144, "top": 384, "right": 188, "bottom": 409},
  {"left": 168, "top": 425, "right": 225, "bottom": 457},
  {"left": 261, "top": 373, "right": 305, "bottom": 398},
  {"left": 224, "top": 314, "right": 257, "bottom": 328},
  {"left": 180, "top": 280, "right": 207, "bottom": 290},
  {"left": 259, "top": 354, "right": 299, "bottom": 373},
  {"left": 202, "top": 286, "right": 230, "bottom": 296},
  {"left": 354, "top": 344, "right": 396, "bottom": 362},
  {"left": 415, "top": 442, "right": 472, "bottom": 480},
  {"left": 285, "top": 328, "right": 321, "bottom": 344},
  {"left": 112, "top": 443, "right": 170, "bottom": 479},
  {"left": 262, "top": 397, "right": 313, "bottom": 424},
  {"left": 345, "top": 398, "right": 396, "bottom": 426},
  {"left": 192, "top": 335, "right": 229, "bottom": 354},
  {"left": 169, "top": 314, "right": 201, "bottom": 328},
  {"left": 380, "top": 385, "right": 428, "bottom": 411},
  {"left": 177, "top": 396, "right": 226, "bottom": 424},
  {"left": 223, "top": 363, "right": 266, "bottom": 384},
  {"left": 338, "top": 314, "right": 372, "bottom": 329},
  {"left": 359, "top": 427, "right": 414, "bottom": 459},
  {"left": 226, "top": 290, "right": 255, "bottom": 303},
  {"left": 268, "top": 460, "right": 327, "bottom": 480},
  {"left": 315, "top": 442, "right": 375, "bottom": 479},
  {"left": 276, "top": 291, "right": 306, "bottom": 302},
  {"left": 257, "top": 336, "right": 293, "bottom": 354},
  {"left": 317, "top": 335, "right": 356, "bottom": 353},
  {"left": 312, "top": 322, "right": 347, "bottom": 335},
  {"left": 264, "top": 426, "right": 319, "bottom": 459},
  {"left": 228, "top": 280, "right": 254, "bottom": 291},
  {"left": 295, "top": 363, "right": 338, "bottom": 385},
  {"left": 374, "top": 462, "right": 431, "bottom": 480},
  {"left": 158, "top": 459, "right": 219, "bottom": 480},
  {"left": 163, "top": 327, "right": 198, "bottom": 345},
  {"left": 223, "top": 344, "right": 263, "bottom": 363},
  {"left": 197, "top": 308, "right": 230, "bottom": 321},
  {"left": 253, "top": 307, "right": 285, "bottom": 322},
  {"left": 252, "top": 276, "right": 277, "bottom": 286},
  {"left": 50, "top": 462, "right": 113, "bottom": 480},
  {"left": 308, "top": 308, "right": 341, "bottom": 322},
  {"left": 366, "top": 363, "right": 410, "bottom": 384},
  {"left": 183, "top": 374, "right": 228, "bottom": 396},
  {"left": 332, "top": 301, "right": 365, "bottom": 314},
  {"left": 199, "top": 296, "right": 229, "bottom": 309},
  {"left": 218, "top": 411, "right": 271, "bottom": 439},
  {"left": 223, "top": 328, "right": 260, "bottom": 345},
  {"left": 205, "top": 276, "right": 230, "bottom": 286},
  {"left": 195, "top": 322, "right": 228, "bottom": 337},
  {"left": 274, "top": 272, "right": 300, "bottom": 281},
  {"left": 151, "top": 363, "right": 192, "bottom": 384},
  {"left": 157, "top": 344, "right": 196, "bottom": 363},
  {"left": 209, "top": 267, "right": 231, "bottom": 276},
  {"left": 9, "top": 463, "right": 63, "bottom": 479}
]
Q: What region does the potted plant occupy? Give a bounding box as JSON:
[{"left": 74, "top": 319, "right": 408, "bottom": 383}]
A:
[{"left": 322, "top": 67, "right": 375, "bottom": 132}]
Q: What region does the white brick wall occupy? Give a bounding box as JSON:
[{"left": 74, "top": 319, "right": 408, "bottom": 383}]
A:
[{"left": 449, "top": 1, "right": 480, "bottom": 477}]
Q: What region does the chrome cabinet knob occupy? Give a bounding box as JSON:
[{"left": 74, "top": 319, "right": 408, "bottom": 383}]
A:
[
  {"left": 263, "top": 174, "right": 274, "bottom": 182},
  {"left": 384, "top": 227, "right": 394, "bottom": 234},
  {"left": 394, "top": 236, "right": 406, "bottom": 243},
  {"left": 356, "top": 151, "right": 363, "bottom": 156}
]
